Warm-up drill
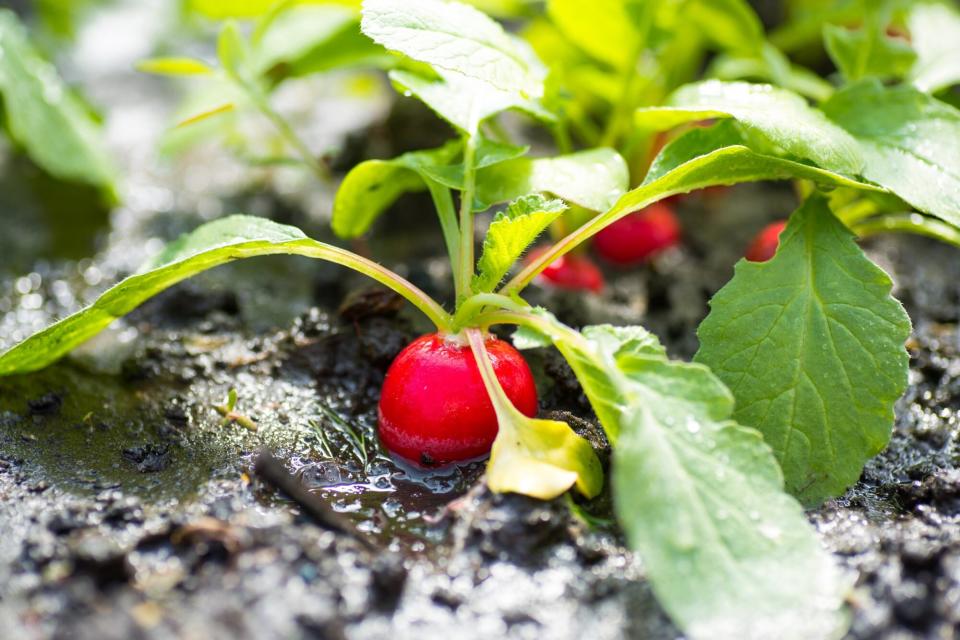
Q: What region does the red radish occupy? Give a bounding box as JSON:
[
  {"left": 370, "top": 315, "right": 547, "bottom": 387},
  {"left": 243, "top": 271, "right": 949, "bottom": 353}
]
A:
[
  {"left": 378, "top": 333, "right": 538, "bottom": 466},
  {"left": 745, "top": 220, "right": 787, "bottom": 262},
  {"left": 593, "top": 202, "right": 681, "bottom": 265},
  {"left": 527, "top": 246, "right": 605, "bottom": 293}
]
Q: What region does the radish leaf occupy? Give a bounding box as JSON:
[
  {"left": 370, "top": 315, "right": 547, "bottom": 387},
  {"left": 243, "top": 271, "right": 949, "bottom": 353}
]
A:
[
  {"left": 389, "top": 68, "right": 554, "bottom": 133},
  {"left": 361, "top": 0, "right": 543, "bottom": 97},
  {"left": 823, "top": 23, "right": 916, "bottom": 83},
  {"left": 635, "top": 80, "right": 863, "bottom": 174},
  {"left": 473, "top": 194, "right": 566, "bottom": 293},
  {"left": 696, "top": 194, "right": 911, "bottom": 504},
  {"left": 822, "top": 80, "right": 960, "bottom": 226},
  {"left": 468, "top": 148, "right": 628, "bottom": 211},
  {"left": 907, "top": 1, "right": 960, "bottom": 93},
  {"left": 546, "top": 0, "right": 642, "bottom": 70},
  {"left": 331, "top": 142, "right": 462, "bottom": 238},
  {"left": 0, "top": 216, "right": 452, "bottom": 375},
  {"left": 506, "top": 311, "right": 849, "bottom": 640},
  {"left": 0, "top": 10, "right": 116, "bottom": 195}
]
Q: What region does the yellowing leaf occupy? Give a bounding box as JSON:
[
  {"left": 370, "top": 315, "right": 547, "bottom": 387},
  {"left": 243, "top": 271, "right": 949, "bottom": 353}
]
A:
[
  {"left": 487, "top": 413, "right": 602, "bottom": 499},
  {"left": 467, "top": 330, "right": 602, "bottom": 500},
  {"left": 175, "top": 103, "right": 236, "bottom": 128},
  {"left": 136, "top": 57, "right": 215, "bottom": 76}
]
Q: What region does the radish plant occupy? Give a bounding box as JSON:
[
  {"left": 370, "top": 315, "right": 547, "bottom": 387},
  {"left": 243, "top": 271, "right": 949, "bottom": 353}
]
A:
[
  {"left": 0, "top": 10, "right": 116, "bottom": 199},
  {"left": 3, "top": 0, "right": 960, "bottom": 638}
]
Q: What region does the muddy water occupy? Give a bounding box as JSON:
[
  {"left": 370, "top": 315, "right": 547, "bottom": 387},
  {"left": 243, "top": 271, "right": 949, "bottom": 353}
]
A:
[{"left": 2, "top": 2, "right": 960, "bottom": 639}]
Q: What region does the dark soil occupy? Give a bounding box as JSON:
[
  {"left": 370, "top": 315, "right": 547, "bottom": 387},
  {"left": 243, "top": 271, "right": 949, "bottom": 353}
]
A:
[{"left": 2, "top": 5, "right": 960, "bottom": 638}]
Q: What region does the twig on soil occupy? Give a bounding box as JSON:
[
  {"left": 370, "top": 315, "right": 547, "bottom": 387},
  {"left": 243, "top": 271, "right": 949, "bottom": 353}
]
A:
[{"left": 253, "top": 449, "right": 377, "bottom": 551}]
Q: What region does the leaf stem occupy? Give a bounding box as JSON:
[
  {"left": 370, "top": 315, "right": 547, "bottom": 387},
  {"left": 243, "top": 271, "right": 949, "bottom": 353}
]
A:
[
  {"left": 552, "top": 121, "right": 573, "bottom": 154},
  {"left": 600, "top": 61, "right": 643, "bottom": 148},
  {"left": 426, "top": 179, "right": 462, "bottom": 293},
  {"left": 452, "top": 292, "right": 528, "bottom": 330},
  {"left": 599, "top": 7, "right": 655, "bottom": 149},
  {"left": 466, "top": 328, "right": 521, "bottom": 422},
  {"left": 474, "top": 309, "right": 587, "bottom": 348},
  {"left": 835, "top": 198, "right": 881, "bottom": 226},
  {"left": 853, "top": 213, "right": 960, "bottom": 249},
  {"left": 457, "top": 131, "right": 479, "bottom": 305},
  {"left": 249, "top": 90, "right": 330, "bottom": 182},
  {"left": 499, "top": 193, "right": 651, "bottom": 295},
  {"left": 293, "top": 239, "right": 453, "bottom": 331}
]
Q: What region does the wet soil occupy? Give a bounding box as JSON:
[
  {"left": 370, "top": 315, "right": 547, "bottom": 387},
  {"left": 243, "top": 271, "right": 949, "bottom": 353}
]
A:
[
  {"left": 3, "top": 3, "right": 960, "bottom": 638},
  {"left": 3, "top": 179, "right": 960, "bottom": 640}
]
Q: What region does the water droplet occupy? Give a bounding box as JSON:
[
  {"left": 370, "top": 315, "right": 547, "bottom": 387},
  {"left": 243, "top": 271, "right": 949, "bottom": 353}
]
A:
[{"left": 758, "top": 523, "right": 782, "bottom": 541}]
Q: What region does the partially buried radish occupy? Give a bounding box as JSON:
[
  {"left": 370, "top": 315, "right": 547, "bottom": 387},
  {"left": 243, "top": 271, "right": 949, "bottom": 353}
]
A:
[
  {"left": 745, "top": 220, "right": 787, "bottom": 262},
  {"left": 378, "top": 333, "right": 538, "bottom": 466},
  {"left": 527, "top": 246, "right": 604, "bottom": 293},
  {"left": 593, "top": 202, "right": 681, "bottom": 265}
]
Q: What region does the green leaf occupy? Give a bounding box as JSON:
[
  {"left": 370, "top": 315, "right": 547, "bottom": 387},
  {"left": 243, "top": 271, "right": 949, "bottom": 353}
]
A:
[
  {"left": 635, "top": 80, "right": 864, "bottom": 175},
  {"left": 0, "top": 216, "right": 450, "bottom": 376},
  {"left": 389, "top": 69, "right": 553, "bottom": 133},
  {"left": 331, "top": 142, "right": 461, "bottom": 238},
  {"left": 505, "top": 311, "right": 849, "bottom": 640},
  {"left": 136, "top": 57, "right": 215, "bottom": 76},
  {"left": 0, "top": 10, "right": 116, "bottom": 194},
  {"left": 217, "top": 21, "right": 251, "bottom": 81},
  {"left": 468, "top": 148, "right": 628, "bottom": 212},
  {"left": 474, "top": 138, "right": 530, "bottom": 168},
  {"left": 644, "top": 120, "right": 873, "bottom": 191},
  {"left": 546, "top": 0, "right": 643, "bottom": 70},
  {"left": 0, "top": 216, "right": 302, "bottom": 376},
  {"left": 629, "top": 123, "right": 876, "bottom": 211},
  {"left": 696, "top": 195, "right": 911, "bottom": 504},
  {"left": 253, "top": 4, "right": 370, "bottom": 74},
  {"left": 504, "top": 121, "right": 889, "bottom": 295},
  {"left": 686, "top": 0, "right": 764, "bottom": 57},
  {"left": 268, "top": 26, "right": 387, "bottom": 79},
  {"left": 613, "top": 392, "right": 849, "bottom": 640},
  {"left": 908, "top": 1, "right": 960, "bottom": 93},
  {"left": 823, "top": 23, "right": 916, "bottom": 83},
  {"left": 708, "top": 47, "right": 834, "bottom": 102},
  {"left": 361, "top": 0, "right": 543, "bottom": 97},
  {"left": 473, "top": 195, "right": 566, "bottom": 293},
  {"left": 822, "top": 80, "right": 960, "bottom": 225}
]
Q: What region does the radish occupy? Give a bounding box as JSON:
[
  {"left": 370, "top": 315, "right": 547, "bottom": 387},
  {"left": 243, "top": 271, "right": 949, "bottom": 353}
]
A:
[
  {"left": 378, "top": 333, "right": 538, "bottom": 465},
  {"left": 527, "top": 246, "right": 605, "bottom": 293},
  {"left": 745, "top": 220, "right": 787, "bottom": 262},
  {"left": 593, "top": 202, "right": 682, "bottom": 265}
]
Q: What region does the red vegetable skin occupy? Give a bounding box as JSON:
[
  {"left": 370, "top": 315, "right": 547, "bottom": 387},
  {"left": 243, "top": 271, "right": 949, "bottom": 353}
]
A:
[
  {"left": 745, "top": 220, "right": 787, "bottom": 263},
  {"left": 593, "top": 202, "right": 682, "bottom": 265},
  {"left": 527, "top": 246, "right": 605, "bottom": 293},
  {"left": 378, "top": 333, "right": 538, "bottom": 466}
]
